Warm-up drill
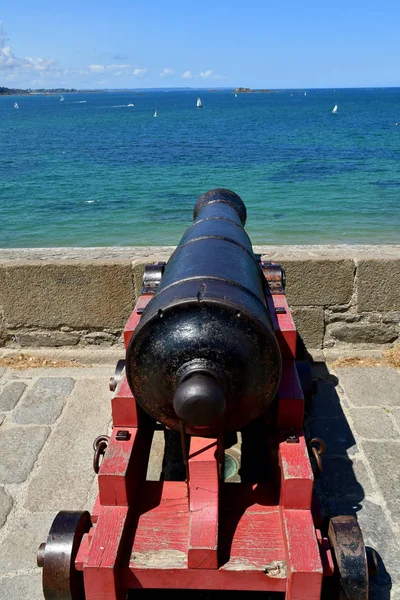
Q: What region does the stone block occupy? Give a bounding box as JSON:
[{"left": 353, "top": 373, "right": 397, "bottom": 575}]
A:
[
  {"left": 15, "top": 331, "right": 80, "bottom": 347},
  {"left": 327, "top": 322, "right": 398, "bottom": 345},
  {"left": 325, "top": 310, "right": 361, "bottom": 324},
  {"left": 0, "top": 381, "right": 27, "bottom": 411},
  {"left": 363, "top": 441, "right": 400, "bottom": 524},
  {"left": 383, "top": 311, "right": 400, "bottom": 324},
  {"left": 24, "top": 377, "right": 111, "bottom": 511},
  {"left": 0, "top": 512, "right": 56, "bottom": 575},
  {"left": 306, "top": 416, "right": 357, "bottom": 456},
  {"left": 146, "top": 430, "right": 164, "bottom": 481},
  {"left": 357, "top": 259, "right": 400, "bottom": 312},
  {"left": 0, "top": 260, "right": 135, "bottom": 329},
  {"left": 0, "top": 571, "right": 43, "bottom": 600},
  {"left": 320, "top": 456, "right": 374, "bottom": 501},
  {"left": 132, "top": 262, "right": 146, "bottom": 299},
  {"left": 0, "top": 425, "right": 50, "bottom": 484},
  {"left": 335, "top": 367, "right": 400, "bottom": 406},
  {"left": 306, "top": 381, "right": 345, "bottom": 419},
  {"left": 83, "top": 331, "right": 117, "bottom": 345},
  {"left": 291, "top": 307, "right": 324, "bottom": 348},
  {"left": 283, "top": 259, "right": 354, "bottom": 306},
  {"left": 13, "top": 377, "right": 74, "bottom": 425},
  {"left": 349, "top": 407, "right": 399, "bottom": 439},
  {"left": 0, "top": 486, "right": 13, "bottom": 527}
]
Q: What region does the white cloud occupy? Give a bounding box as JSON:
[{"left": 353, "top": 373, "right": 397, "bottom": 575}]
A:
[
  {"left": 200, "top": 69, "right": 213, "bottom": 78},
  {"left": 0, "top": 21, "right": 65, "bottom": 79},
  {"left": 89, "top": 63, "right": 131, "bottom": 74},
  {"left": 160, "top": 68, "right": 174, "bottom": 77},
  {"left": 133, "top": 67, "right": 147, "bottom": 77},
  {"left": 182, "top": 70, "right": 192, "bottom": 79}
]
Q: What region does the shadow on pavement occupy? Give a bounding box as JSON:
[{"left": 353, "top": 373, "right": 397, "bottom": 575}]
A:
[{"left": 308, "top": 361, "right": 392, "bottom": 600}]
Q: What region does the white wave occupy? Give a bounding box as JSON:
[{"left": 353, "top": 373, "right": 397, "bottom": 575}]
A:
[
  {"left": 86, "top": 200, "right": 95, "bottom": 204},
  {"left": 73, "top": 100, "right": 87, "bottom": 104},
  {"left": 112, "top": 104, "right": 134, "bottom": 108}
]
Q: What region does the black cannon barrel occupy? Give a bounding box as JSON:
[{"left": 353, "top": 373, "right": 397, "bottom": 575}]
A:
[{"left": 126, "top": 188, "right": 282, "bottom": 436}]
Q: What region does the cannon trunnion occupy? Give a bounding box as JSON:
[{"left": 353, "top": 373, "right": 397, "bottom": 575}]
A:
[
  {"left": 38, "top": 189, "right": 373, "bottom": 600},
  {"left": 126, "top": 188, "right": 282, "bottom": 435}
]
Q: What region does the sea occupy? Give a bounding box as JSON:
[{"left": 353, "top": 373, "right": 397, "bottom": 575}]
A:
[{"left": 0, "top": 88, "right": 399, "bottom": 247}]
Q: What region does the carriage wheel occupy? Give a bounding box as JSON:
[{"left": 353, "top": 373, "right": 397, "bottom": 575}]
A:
[{"left": 37, "top": 510, "right": 91, "bottom": 600}]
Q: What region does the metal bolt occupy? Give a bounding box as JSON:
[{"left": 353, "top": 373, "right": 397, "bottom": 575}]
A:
[
  {"left": 116, "top": 430, "right": 131, "bottom": 441},
  {"left": 37, "top": 542, "right": 46, "bottom": 568}
]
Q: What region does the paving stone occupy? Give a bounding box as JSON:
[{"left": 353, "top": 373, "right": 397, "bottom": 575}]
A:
[
  {"left": 0, "top": 512, "right": 56, "bottom": 575},
  {"left": 146, "top": 429, "right": 164, "bottom": 481},
  {"left": 0, "top": 486, "right": 13, "bottom": 527},
  {"left": 391, "top": 408, "right": 400, "bottom": 430},
  {"left": 306, "top": 381, "right": 345, "bottom": 419},
  {"left": 335, "top": 367, "right": 400, "bottom": 406},
  {"left": 25, "top": 377, "right": 112, "bottom": 511},
  {"left": 0, "top": 414, "right": 4, "bottom": 426},
  {"left": 306, "top": 416, "right": 357, "bottom": 456},
  {"left": 320, "top": 456, "right": 374, "bottom": 501},
  {"left": 0, "top": 571, "right": 43, "bottom": 600},
  {"left": 348, "top": 407, "right": 399, "bottom": 439},
  {"left": 0, "top": 367, "right": 5, "bottom": 378},
  {"left": 13, "top": 377, "right": 74, "bottom": 424},
  {"left": 363, "top": 442, "right": 400, "bottom": 524},
  {"left": 0, "top": 381, "right": 27, "bottom": 411},
  {"left": 0, "top": 426, "right": 50, "bottom": 484}
]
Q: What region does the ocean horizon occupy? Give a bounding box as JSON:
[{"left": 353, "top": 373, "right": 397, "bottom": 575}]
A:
[{"left": 1, "top": 87, "right": 400, "bottom": 248}]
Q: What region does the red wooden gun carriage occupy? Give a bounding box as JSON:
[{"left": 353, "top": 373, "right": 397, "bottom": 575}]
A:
[{"left": 38, "top": 189, "right": 374, "bottom": 600}]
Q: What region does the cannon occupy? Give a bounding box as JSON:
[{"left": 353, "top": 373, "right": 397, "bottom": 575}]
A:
[{"left": 38, "top": 189, "right": 375, "bottom": 600}]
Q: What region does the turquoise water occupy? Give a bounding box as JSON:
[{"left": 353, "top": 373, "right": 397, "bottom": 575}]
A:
[{"left": 1, "top": 88, "right": 399, "bottom": 247}]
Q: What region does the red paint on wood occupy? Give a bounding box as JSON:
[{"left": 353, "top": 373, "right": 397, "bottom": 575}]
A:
[
  {"left": 75, "top": 533, "right": 89, "bottom": 571},
  {"left": 129, "top": 481, "right": 190, "bottom": 567},
  {"left": 316, "top": 530, "right": 335, "bottom": 577},
  {"left": 282, "top": 509, "right": 323, "bottom": 600},
  {"left": 266, "top": 294, "right": 297, "bottom": 359},
  {"left": 188, "top": 437, "right": 219, "bottom": 569},
  {"left": 98, "top": 426, "right": 153, "bottom": 506},
  {"left": 111, "top": 377, "right": 138, "bottom": 427},
  {"left": 84, "top": 505, "right": 129, "bottom": 600},
  {"left": 123, "top": 567, "right": 286, "bottom": 592},
  {"left": 279, "top": 432, "right": 314, "bottom": 510},
  {"left": 219, "top": 483, "right": 286, "bottom": 573},
  {"left": 278, "top": 360, "right": 304, "bottom": 429},
  {"left": 123, "top": 294, "right": 152, "bottom": 348}
]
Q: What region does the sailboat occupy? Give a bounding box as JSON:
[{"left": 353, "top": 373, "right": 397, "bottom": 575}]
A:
[
  {"left": 14, "top": 102, "right": 19, "bottom": 109},
  {"left": 153, "top": 107, "right": 158, "bottom": 117},
  {"left": 332, "top": 104, "right": 338, "bottom": 114},
  {"left": 196, "top": 97, "right": 203, "bottom": 108},
  {"left": 234, "top": 93, "right": 238, "bottom": 98},
  {"left": 60, "top": 95, "right": 64, "bottom": 102}
]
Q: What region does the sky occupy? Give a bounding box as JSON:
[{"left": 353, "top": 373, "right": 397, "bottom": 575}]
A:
[{"left": 1, "top": 1, "right": 400, "bottom": 90}]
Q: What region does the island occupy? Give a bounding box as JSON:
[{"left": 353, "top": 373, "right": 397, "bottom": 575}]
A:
[
  {"left": 0, "top": 86, "right": 78, "bottom": 96},
  {"left": 235, "top": 87, "right": 272, "bottom": 93}
]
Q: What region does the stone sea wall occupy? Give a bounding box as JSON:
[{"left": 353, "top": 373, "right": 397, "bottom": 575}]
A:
[{"left": 0, "top": 246, "right": 399, "bottom": 351}]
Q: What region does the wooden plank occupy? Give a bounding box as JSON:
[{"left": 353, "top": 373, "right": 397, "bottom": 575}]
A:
[
  {"left": 278, "top": 360, "right": 304, "bottom": 429},
  {"left": 123, "top": 566, "right": 286, "bottom": 592},
  {"left": 123, "top": 294, "right": 152, "bottom": 348},
  {"left": 130, "top": 481, "right": 189, "bottom": 569},
  {"left": 111, "top": 377, "right": 138, "bottom": 427},
  {"left": 188, "top": 437, "right": 219, "bottom": 569},
  {"left": 282, "top": 509, "right": 323, "bottom": 600},
  {"left": 84, "top": 505, "right": 129, "bottom": 600},
  {"left": 98, "top": 426, "right": 153, "bottom": 506},
  {"left": 220, "top": 483, "right": 286, "bottom": 574},
  {"left": 266, "top": 294, "right": 296, "bottom": 359},
  {"left": 279, "top": 431, "right": 314, "bottom": 510}
]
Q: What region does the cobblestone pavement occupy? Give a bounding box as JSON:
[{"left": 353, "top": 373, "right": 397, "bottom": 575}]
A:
[{"left": 0, "top": 358, "right": 399, "bottom": 599}]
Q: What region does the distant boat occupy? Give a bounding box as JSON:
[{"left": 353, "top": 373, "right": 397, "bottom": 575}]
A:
[
  {"left": 153, "top": 107, "right": 158, "bottom": 117},
  {"left": 14, "top": 102, "right": 19, "bottom": 109},
  {"left": 196, "top": 97, "right": 203, "bottom": 108},
  {"left": 60, "top": 95, "right": 64, "bottom": 102},
  {"left": 332, "top": 104, "right": 338, "bottom": 114},
  {"left": 127, "top": 103, "right": 134, "bottom": 107},
  {"left": 304, "top": 92, "right": 307, "bottom": 96},
  {"left": 234, "top": 93, "right": 238, "bottom": 98}
]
